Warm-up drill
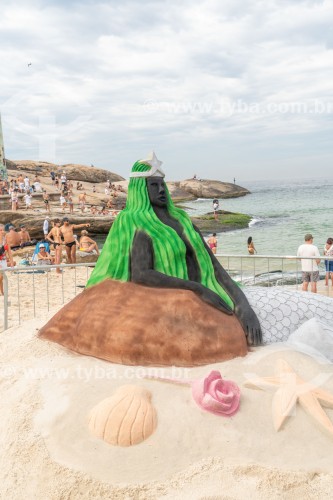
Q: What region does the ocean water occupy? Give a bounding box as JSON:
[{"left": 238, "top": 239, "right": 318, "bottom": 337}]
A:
[{"left": 184, "top": 177, "right": 333, "bottom": 257}]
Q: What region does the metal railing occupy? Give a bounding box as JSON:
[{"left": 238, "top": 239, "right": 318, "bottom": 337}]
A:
[
  {"left": 1, "top": 262, "right": 96, "bottom": 332},
  {"left": 0, "top": 254, "right": 332, "bottom": 332},
  {"left": 216, "top": 253, "right": 332, "bottom": 291}
]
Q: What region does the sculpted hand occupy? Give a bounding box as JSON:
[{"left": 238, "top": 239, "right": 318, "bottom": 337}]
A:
[
  {"left": 235, "top": 305, "right": 262, "bottom": 346},
  {"left": 196, "top": 286, "right": 233, "bottom": 316}
]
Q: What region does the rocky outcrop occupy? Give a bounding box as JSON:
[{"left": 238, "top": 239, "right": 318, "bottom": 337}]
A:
[
  {"left": 179, "top": 179, "right": 249, "bottom": 198},
  {"left": 7, "top": 160, "right": 124, "bottom": 183},
  {"left": 191, "top": 210, "right": 251, "bottom": 234},
  {"left": 166, "top": 182, "right": 196, "bottom": 202}
]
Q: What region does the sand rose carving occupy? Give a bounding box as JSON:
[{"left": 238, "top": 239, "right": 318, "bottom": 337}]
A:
[
  {"left": 88, "top": 385, "right": 157, "bottom": 447},
  {"left": 191, "top": 370, "right": 240, "bottom": 417}
]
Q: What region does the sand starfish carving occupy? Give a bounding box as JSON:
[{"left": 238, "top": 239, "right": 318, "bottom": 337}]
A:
[{"left": 244, "top": 359, "right": 333, "bottom": 438}]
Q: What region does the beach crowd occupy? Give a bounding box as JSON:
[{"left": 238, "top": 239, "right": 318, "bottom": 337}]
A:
[{"left": 0, "top": 171, "right": 125, "bottom": 216}]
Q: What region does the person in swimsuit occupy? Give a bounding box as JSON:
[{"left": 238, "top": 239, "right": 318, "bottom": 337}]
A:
[
  {"left": 79, "top": 230, "right": 100, "bottom": 255},
  {"left": 43, "top": 191, "right": 50, "bottom": 214},
  {"left": 60, "top": 217, "right": 90, "bottom": 264},
  {"left": 247, "top": 236, "right": 257, "bottom": 255},
  {"left": 37, "top": 244, "right": 54, "bottom": 266},
  {"left": 324, "top": 237, "right": 333, "bottom": 287},
  {"left": 78, "top": 192, "right": 87, "bottom": 213},
  {"left": 6, "top": 226, "right": 21, "bottom": 250},
  {"left": 207, "top": 233, "right": 218, "bottom": 254},
  {"left": 0, "top": 224, "right": 14, "bottom": 295},
  {"left": 46, "top": 219, "right": 63, "bottom": 274}
]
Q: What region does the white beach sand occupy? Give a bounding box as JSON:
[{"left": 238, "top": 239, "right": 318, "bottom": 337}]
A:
[{"left": 1, "top": 298, "right": 333, "bottom": 499}]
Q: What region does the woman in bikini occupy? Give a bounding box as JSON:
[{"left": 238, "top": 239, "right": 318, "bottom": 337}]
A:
[
  {"left": 247, "top": 236, "right": 257, "bottom": 255},
  {"left": 79, "top": 230, "right": 100, "bottom": 255},
  {"left": 207, "top": 233, "right": 218, "bottom": 255}
]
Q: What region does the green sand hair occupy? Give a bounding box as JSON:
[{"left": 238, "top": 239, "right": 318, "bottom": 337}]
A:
[{"left": 87, "top": 160, "right": 234, "bottom": 309}]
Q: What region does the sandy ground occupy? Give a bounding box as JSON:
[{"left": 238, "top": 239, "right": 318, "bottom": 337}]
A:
[
  {"left": 0, "top": 293, "right": 333, "bottom": 499},
  {"left": 0, "top": 265, "right": 94, "bottom": 331}
]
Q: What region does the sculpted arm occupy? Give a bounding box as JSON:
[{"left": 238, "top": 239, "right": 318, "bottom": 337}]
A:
[
  {"left": 193, "top": 225, "right": 262, "bottom": 345},
  {"left": 130, "top": 230, "right": 233, "bottom": 315}
]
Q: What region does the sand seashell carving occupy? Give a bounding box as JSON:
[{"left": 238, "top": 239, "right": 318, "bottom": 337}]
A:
[{"left": 88, "top": 385, "right": 157, "bottom": 446}]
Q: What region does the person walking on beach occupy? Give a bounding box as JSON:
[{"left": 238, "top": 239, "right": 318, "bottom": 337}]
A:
[
  {"left": 324, "top": 237, "right": 333, "bottom": 287},
  {"left": 213, "top": 199, "right": 219, "bottom": 221},
  {"left": 207, "top": 233, "right": 218, "bottom": 254},
  {"left": 247, "top": 236, "right": 257, "bottom": 255},
  {"left": 297, "top": 233, "right": 321, "bottom": 293},
  {"left": 43, "top": 191, "right": 50, "bottom": 213},
  {"left": 60, "top": 217, "right": 90, "bottom": 264},
  {"left": 46, "top": 219, "right": 63, "bottom": 274}
]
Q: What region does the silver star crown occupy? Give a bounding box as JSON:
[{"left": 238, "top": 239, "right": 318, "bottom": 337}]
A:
[{"left": 130, "top": 151, "right": 165, "bottom": 178}]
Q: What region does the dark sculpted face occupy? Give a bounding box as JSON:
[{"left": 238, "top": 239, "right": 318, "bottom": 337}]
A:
[{"left": 146, "top": 177, "right": 167, "bottom": 207}]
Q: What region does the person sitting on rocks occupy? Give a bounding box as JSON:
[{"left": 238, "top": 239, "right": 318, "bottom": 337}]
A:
[
  {"left": 79, "top": 230, "right": 99, "bottom": 255},
  {"left": 87, "top": 153, "right": 262, "bottom": 346},
  {"left": 19, "top": 225, "right": 37, "bottom": 247},
  {"left": 6, "top": 225, "right": 21, "bottom": 250}
]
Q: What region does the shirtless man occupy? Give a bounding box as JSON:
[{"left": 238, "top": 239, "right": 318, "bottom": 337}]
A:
[
  {"left": 18, "top": 225, "right": 35, "bottom": 247},
  {"left": 60, "top": 217, "right": 90, "bottom": 264},
  {"left": 6, "top": 226, "right": 21, "bottom": 250},
  {"left": 79, "top": 230, "right": 99, "bottom": 255},
  {"left": 43, "top": 191, "right": 50, "bottom": 213},
  {"left": 78, "top": 192, "right": 87, "bottom": 213},
  {"left": 46, "top": 219, "right": 63, "bottom": 274}
]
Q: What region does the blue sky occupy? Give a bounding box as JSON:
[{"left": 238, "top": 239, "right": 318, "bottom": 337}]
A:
[{"left": 0, "top": 0, "right": 332, "bottom": 182}]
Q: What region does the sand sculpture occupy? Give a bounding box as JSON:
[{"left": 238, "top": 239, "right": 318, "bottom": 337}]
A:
[
  {"left": 39, "top": 152, "right": 262, "bottom": 366},
  {"left": 88, "top": 385, "right": 157, "bottom": 446},
  {"left": 245, "top": 359, "right": 333, "bottom": 438}
]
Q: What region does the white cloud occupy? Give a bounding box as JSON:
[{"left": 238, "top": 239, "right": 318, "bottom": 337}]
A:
[{"left": 0, "top": 0, "right": 332, "bottom": 180}]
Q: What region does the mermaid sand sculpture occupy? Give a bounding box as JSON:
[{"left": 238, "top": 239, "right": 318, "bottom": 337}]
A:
[{"left": 39, "top": 153, "right": 333, "bottom": 365}]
